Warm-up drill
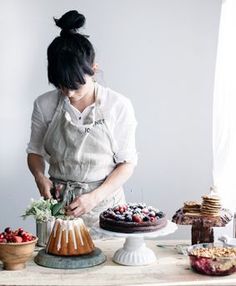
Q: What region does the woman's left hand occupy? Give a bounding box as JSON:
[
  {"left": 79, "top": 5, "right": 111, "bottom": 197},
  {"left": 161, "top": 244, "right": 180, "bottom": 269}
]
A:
[{"left": 65, "top": 192, "right": 97, "bottom": 217}]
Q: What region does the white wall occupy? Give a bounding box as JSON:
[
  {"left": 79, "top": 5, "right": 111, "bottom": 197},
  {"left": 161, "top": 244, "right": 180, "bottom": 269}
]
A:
[{"left": 0, "top": 0, "right": 222, "bottom": 239}]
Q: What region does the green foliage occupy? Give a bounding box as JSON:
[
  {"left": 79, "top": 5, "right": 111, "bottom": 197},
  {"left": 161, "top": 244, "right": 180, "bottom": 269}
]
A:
[{"left": 22, "top": 197, "right": 58, "bottom": 222}]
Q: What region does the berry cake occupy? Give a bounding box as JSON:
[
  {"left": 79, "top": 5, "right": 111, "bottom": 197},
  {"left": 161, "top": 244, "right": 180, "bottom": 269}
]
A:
[{"left": 99, "top": 203, "right": 168, "bottom": 233}]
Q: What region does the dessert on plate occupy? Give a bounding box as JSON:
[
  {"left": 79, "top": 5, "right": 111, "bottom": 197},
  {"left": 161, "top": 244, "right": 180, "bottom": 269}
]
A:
[
  {"left": 172, "top": 190, "right": 232, "bottom": 244},
  {"left": 46, "top": 218, "right": 95, "bottom": 256},
  {"left": 99, "top": 203, "right": 168, "bottom": 233}
]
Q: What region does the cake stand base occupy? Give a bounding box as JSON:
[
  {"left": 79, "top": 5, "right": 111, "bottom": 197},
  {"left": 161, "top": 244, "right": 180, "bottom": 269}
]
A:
[
  {"left": 94, "top": 220, "right": 177, "bottom": 266},
  {"left": 34, "top": 247, "right": 106, "bottom": 269},
  {"left": 113, "top": 236, "right": 156, "bottom": 266}
]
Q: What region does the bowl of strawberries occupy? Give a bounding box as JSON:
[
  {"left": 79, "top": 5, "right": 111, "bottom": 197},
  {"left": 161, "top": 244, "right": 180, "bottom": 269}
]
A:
[{"left": 0, "top": 227, "right": 38, "bottom": 270}]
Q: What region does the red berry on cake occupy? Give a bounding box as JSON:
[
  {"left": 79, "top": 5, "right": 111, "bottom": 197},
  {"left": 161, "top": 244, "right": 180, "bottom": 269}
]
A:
[
  {"left": 132, "top": 214, "right": 143, "bottom": 223},
  {"left": 119, "top": 206, "right": 125, "bottom": 214}
]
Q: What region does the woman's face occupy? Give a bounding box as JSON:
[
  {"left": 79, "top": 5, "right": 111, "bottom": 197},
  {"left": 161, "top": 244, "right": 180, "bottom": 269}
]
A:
[{"left": 60, "top": 75, "right": 94, "bottom": 102}]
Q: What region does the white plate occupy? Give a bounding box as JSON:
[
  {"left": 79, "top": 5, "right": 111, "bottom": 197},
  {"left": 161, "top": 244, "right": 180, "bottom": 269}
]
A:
[{"left": 93, "top": 220, "right": 177, "bottom": 239}]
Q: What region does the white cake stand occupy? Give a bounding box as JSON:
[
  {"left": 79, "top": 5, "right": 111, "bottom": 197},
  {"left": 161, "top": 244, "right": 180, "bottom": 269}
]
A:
[{"left": 93, "top": 220, "right": 177, "bottom": 266}]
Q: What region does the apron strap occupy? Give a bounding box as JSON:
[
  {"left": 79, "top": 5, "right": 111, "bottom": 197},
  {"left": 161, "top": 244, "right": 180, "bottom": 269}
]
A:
[{"left": 51, "top": 177, "right": 105, "bottom": 205}]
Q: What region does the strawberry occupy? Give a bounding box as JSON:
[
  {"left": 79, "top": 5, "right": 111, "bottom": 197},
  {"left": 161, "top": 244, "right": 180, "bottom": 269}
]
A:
[
  {"left": 5, "top": 234, "right": 13, "bottom": 242},
  {"left": 119, "top": 207, "right": 125, "bottom": 214},
  {"left": 22, "top": 236, "right": 28, "bottom": 242},
  {"left": 12, "top": 236, "right": 23, "bottom": 243},
  {"left": 132, "top": 214, "right": 143, "bottom": 223},
  {"left": 22, "top": 233, "right": 33, "bottom": 242},
  {"left": 0, "top": 227, "right": 34, "bottom": 243}
]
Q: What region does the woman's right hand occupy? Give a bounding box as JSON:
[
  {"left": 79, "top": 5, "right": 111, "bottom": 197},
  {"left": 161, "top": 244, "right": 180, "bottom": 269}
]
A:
[{"left": 35, "top": 174, "right": 53, "bottom": 199}]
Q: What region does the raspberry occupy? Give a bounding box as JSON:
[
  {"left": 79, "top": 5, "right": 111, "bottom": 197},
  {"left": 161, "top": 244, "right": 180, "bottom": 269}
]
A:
[{"left": 132, "top": 214, "right": 143, "bottom": 223}]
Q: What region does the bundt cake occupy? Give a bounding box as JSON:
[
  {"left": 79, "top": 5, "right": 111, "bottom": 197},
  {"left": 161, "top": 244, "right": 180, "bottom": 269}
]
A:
[{"left": 46, "top": 218, "right": 95, "bottom": 256}]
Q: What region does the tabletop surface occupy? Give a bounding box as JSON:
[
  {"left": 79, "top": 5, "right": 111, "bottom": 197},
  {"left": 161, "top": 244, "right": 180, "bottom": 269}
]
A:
[{"left": 1, "top": 239, "right": 236, "bottom": 286}]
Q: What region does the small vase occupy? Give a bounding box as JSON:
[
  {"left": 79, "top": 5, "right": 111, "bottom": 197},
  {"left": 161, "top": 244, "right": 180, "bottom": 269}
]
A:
[{"left": 36, "top": 218, "right": 55, "bottom": 247}]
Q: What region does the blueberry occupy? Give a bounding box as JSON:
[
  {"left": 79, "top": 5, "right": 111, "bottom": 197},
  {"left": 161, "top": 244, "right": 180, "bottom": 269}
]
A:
[
  {"left": 156, "top": 211, "right": 164, "bottom": 218},
  {"left": 125, "top": 215, "right": 132, "bottom": 222},
  {"left": 137, "top": 204, "right": 144, "bottom": 209},
  {"left": 149, "top": 211, "right": 156, "bottom": 217},
  {"left": 143, "top": 216, "right": 149, "bottom": 222},
  {"left": 115, "top": 215, "right": 125, "bottom": 221}
]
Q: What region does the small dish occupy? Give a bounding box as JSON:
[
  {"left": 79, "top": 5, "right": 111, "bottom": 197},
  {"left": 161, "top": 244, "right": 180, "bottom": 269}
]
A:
[
  {"left": 187, "top": 242, "right": 236, "bottom": 276},
  {"left": 0, "top": 238, "right": 38, "bottom": 270}
]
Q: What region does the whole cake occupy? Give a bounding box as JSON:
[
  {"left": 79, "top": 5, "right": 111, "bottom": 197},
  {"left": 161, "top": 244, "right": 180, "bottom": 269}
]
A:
[
  {"left": 46, "top": 218, "right": 95, "bottom": 256},
  {"left": 99, "top": 203, "right": 167, "bottom": 233}
]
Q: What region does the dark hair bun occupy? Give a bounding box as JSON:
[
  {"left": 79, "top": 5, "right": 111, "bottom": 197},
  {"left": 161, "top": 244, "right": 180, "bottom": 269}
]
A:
[{"left": 54, "top": 10, "right": 85, "bottom": 32}]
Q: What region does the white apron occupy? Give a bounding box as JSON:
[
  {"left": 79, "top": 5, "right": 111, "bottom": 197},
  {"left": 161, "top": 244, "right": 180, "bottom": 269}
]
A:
[{"left": 43, "top": 86, "right": 125, "bottom": 237}]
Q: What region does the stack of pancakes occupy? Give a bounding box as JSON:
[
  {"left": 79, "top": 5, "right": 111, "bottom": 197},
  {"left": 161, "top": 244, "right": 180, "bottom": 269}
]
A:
[
  {"left": 183, "top": 201, "right": 201, "bottom": 216},
  {"left": 201, "top": 195, "right": 221, "bottom": 217}
]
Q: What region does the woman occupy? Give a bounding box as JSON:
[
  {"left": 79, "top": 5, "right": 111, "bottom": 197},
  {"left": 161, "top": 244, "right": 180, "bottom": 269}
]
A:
[{"left": 27, "top": 10, "right": 137, "bottom": 230}]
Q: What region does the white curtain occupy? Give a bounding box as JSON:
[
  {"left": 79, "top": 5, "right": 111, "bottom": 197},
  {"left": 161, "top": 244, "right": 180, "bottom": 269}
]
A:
[{"left": 213, "top": 0, "right": 236, "bottom": 236}]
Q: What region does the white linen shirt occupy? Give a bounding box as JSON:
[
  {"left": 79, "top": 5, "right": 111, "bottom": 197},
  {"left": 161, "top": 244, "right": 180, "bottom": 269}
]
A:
[{"left": 26, "top": 83, "right": 138, "bottom": 165}]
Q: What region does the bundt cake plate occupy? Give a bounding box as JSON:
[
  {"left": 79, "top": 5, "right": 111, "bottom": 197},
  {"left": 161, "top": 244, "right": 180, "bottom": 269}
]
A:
[
  {"left": 94, "top": 220, "right": 177, "bottom": 266},
  {"left": 34, "top": 247, "right": 106, "bottom": 269},
  {"left": 34, "top": 218, "right": 106, "bottom": 269}
]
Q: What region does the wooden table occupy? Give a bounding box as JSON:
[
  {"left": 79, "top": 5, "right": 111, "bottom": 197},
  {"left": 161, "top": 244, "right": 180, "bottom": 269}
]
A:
[{"left": 1, "top": 239, "right": 236, "bottom": 286}]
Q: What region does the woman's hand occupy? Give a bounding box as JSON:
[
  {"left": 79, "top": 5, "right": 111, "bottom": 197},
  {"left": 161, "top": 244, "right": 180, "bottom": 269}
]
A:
[
  {"left": 65, "top": 192, "right": 97, "bottom": 217},
  {"left": 27, "top": 153, "right": 52, "bottom": 199},
  {"left": 35, "top": 174, "right": 53, "bottom": 199}
]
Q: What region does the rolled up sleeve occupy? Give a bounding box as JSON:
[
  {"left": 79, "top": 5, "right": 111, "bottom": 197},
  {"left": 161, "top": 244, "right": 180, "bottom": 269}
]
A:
[
  {"left": 26, "top": 100, "right": 47, "bottom": 156},
  {"left": 113, "top": 98, "right": 138, "bottom": 166}
]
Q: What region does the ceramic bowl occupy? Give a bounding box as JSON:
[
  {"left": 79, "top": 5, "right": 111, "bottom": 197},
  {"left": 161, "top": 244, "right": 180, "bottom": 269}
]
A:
[
  {"left": 0, "top": 238, "right": 38, "bottom": 270},
  {"left": 187, "top": 242, "right": 236, "bottom": 276}
]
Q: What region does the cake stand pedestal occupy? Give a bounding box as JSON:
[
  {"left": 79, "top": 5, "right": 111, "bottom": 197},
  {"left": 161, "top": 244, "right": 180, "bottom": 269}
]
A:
[
  {"left": 94, "top": 220, "right": 177, "bottom": 266},
  {"left": 172, "top": 208, "right": 233, "bottom": 245},
  {"left": 34, "top": 247, "right": 106, "bottom": 269}
]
